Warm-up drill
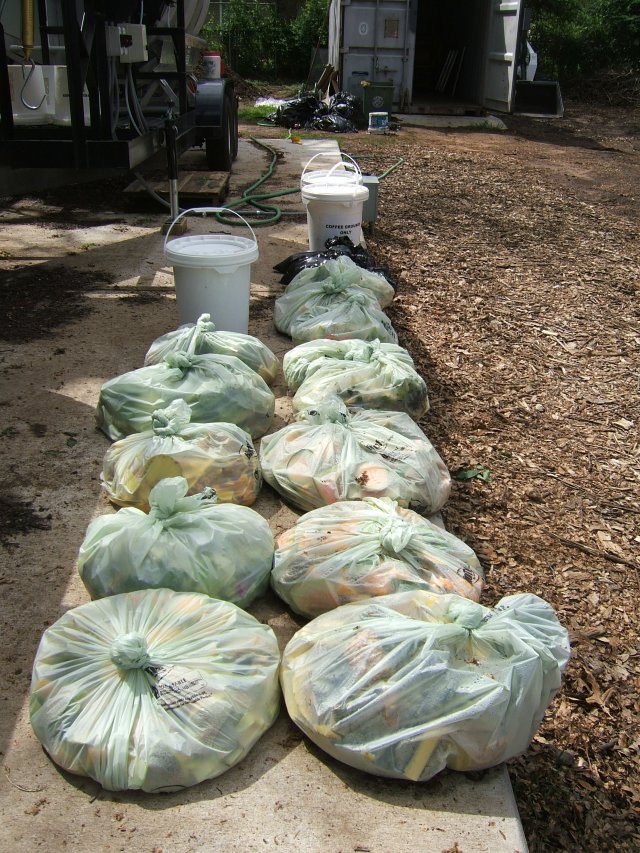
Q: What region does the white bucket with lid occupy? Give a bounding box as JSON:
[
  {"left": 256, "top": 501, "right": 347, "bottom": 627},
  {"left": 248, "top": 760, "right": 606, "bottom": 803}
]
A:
[
  {"left": 300, "top": 152, "right": 363, "bottom": 190},
  {"left": 368, "top": 111, "right": 389, "bottom": 133},
  {"left": 301, "top": 157, "right": 369, "bottom": 250},
  {"left": 164, "top": 207, "right": 259, "bottom": 333}
]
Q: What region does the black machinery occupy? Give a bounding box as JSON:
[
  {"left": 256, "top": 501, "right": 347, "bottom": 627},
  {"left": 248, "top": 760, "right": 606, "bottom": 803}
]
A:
[{"left": 0, "top": 1, "right": 238, "bottom": 188}]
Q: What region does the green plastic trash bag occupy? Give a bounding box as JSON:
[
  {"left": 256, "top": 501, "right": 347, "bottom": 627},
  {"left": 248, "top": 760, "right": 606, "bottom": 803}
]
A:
[
  {"left": 79, "top": 477, "right": 274, "bottom": 606},
  {"left": 144, "top": 313, "right": 279, "bottom": 386},
  {"left": 30, "top": 587, "right": 281, "bottom": 792},
  {"left": 101, "top": 399, "right": 261, "bottom": 510},
  {"left": 272, "top": 497, "right": 483, "bottom": 617},
  {"left": 284, "top": 255, "right": 394, "bottom": 309},
  {"left": 283, "top": 339, "right": 429, "bottom": 419},
  {"left": 259, "top": 397, "right": 450, "bottom": 514},
  {"left": 286, "top": 292, "right": 397, "bottom": 345},
  {"left": 281, "top": 591, "right": 570, "bottom": 781},
  {"left": 96, "top": 351, "right": 275, "bottom": 441},
  {"left": 275, "top": 268, "right": 397, "bottom": 343}
]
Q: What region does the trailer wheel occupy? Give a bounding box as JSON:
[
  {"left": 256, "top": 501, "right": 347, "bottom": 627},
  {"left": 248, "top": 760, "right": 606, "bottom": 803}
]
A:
[{"left": 205, "top": 92, "right": 237, "bottom": 172}]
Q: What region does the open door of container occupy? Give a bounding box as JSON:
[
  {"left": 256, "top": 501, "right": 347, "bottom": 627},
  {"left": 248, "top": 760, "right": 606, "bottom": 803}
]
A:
[{"left": 482, "top": 0, "right": 523, "bottom": 112}]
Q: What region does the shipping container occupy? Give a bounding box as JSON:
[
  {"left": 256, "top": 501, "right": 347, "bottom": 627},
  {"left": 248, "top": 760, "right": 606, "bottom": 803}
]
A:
[{"left": 328, "top": 0, "right": 526, "bottom": 114}]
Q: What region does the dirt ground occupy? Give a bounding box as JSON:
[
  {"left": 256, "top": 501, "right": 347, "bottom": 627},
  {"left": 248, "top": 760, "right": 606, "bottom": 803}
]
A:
[{"left": 0, "top": 97, "right": 638, "bottom": 852}]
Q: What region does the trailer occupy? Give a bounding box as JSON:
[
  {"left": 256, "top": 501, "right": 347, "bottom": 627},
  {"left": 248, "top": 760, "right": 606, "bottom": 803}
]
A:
[{"left": 0, "top": 1, "right": 237, "bottom": 193}]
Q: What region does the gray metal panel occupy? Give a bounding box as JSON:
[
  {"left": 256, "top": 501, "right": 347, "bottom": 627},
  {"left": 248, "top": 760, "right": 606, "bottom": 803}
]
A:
[
  {"left": 339, "top": 0, "right": 415, "bottom": 106},
  {"left": 483, "top": 0, "right": 523, "bottom": 112},
  {"left": 342, "top": 3, "right": 408, "bottom": 49}
]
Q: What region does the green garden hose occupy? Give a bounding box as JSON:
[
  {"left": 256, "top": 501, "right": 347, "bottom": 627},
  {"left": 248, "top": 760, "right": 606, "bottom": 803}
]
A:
[
  {"left": 214, "top": 138, "right": 405, "bottom": 228},
  {"left": 214, "top": 137, "right": 297, "bottom": 227},
  {"left": 377, "top": 157, "right": 405, "bottom": 180}
]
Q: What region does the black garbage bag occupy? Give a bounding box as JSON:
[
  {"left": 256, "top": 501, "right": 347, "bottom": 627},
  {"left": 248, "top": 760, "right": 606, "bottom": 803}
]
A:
[
  {"left": 273, "top": 248, "right": 355, "bottom": 285},
  {"left": 274, "top": 241, "right": 397, "bottom": 290},
  {"left": 305, "top": 113, "right": 358, "bottom": 133},
  {"left": 312, "top": 101, "right": 330, "bottom": 119},
  {"left": 272, "top": 93, "right": 321, "bottom": 129},
  {"left": 324, "top": 237, "right": 398, "bottom": 290},
  {"left": 328, "top": 92, "right": 361, "bottom": 122},
  {"left": 324, "top": 235, "right": 372, "bottom": 265}
]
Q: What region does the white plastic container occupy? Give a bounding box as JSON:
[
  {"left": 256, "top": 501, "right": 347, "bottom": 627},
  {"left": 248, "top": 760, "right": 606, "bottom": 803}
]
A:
[
  {"left": 302, "top": 181, "right": 370, "bottom": 250},
  {"left": 164, "top": 207, "right": 259, "bottom": 333},
  {"left": 300, "top": 153, "right": 363, "bottom": 190},
  {"left": 202, "top": 52, "right": 222, "bottom": 79},
  {"left": 48, "top": 65, "right": 90, "bottom": 126},
  {"left": 368, "top": 111, "right": 389, "bottom": 133},
  {"left": 8, "top": 64, "right": 48, "bottom": 125}
]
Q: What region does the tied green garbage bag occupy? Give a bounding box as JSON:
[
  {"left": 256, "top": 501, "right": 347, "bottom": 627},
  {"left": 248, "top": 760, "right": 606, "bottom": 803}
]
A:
[
  {"left": 144, "top": 313, "right": 279, "bottom": 386},
  {"left": 96, "top": 351, "right": 275, "bottom": 441},
  {"left": 287, "top": 292, "right": 397, "bottom": 345},
  {"left": 281, "top": 591, "right": 570, "bottom": 782},
  {"left": 30, "top": 587, "right": 281, "bottom": 792},
  {"left": 101, "top": 399, "right": 261, "bottom": 510},
  {"left": 272, "top": 497, "right": 483, "bottom": 617},
  {"left": 79, "top": 477, "right": 274, "bottom": 606},
  {"left": 283, "top": 339, "right": 429, "bottom": 419},
  {"left": 275, "top": 258, "right": 396, "bottom": 344},
  {"left": 259, "top": 398, "right": 450, "bottom": 514},
  {"left": 284, "top": 255, "right": 394, "bottom": 309}
]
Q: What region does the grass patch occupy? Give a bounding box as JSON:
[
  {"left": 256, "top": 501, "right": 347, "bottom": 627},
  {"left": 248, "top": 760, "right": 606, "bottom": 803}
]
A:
[{"left": 238, "top": 103, "right": 278, "bottom": 123}]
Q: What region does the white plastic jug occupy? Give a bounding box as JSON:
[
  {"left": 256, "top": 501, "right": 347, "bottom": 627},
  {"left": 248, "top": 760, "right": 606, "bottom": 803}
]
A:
[{"left": 164, "top": 208, "right": 259, "bottom": 333}]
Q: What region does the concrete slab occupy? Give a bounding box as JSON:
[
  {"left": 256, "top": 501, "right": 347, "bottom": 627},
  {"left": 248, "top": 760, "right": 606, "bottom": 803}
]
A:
[
  {"left": 396, "top": 114, "right": 507, "bottom": 131},
  {"left": 0, "top": 142, "right": 528, "bottom": 853}
]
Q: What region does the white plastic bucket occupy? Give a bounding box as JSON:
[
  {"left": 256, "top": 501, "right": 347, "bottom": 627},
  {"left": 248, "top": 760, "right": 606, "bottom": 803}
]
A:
[
  {"left": 300, "top": 153, "right": 363, "bottom": 190},
  {"left": 368, "top": 111, "right": 389, "bottom": 133},
  {"left": 164, "top": 207, "right": 259, "bottom": 333},
  {"left": 202, "top": 52, "right": 222, "bottom": 79},
  {"left": 8, "top": 64, "right": 48, "bottom": 125},
  {"left": 301, "top": 156, "right": 369, "bottom": 250}
]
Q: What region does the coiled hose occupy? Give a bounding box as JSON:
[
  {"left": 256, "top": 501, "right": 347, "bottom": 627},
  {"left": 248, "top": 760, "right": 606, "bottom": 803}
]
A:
[{"left": 214, "top": 137, "right": 299, "bottom": 227}]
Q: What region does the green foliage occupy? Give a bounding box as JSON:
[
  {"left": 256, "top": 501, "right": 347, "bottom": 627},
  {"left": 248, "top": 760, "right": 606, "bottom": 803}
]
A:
[
  {"left": 201, "top": 0, "right": 329, "bottom": 80},
  {"left": 289, "top": 0, "right": 330, "bottom": 78},
  {"left": 528, "top": 0, "right": 640, "bottom": 78}
]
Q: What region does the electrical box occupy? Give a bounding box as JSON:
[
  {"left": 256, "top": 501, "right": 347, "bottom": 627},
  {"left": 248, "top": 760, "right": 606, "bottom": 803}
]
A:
[
  {"left": 362, "top": 175, "right": 379, "bottom": 225},
  {"left": 106, "top": 24, "right": 148, "bottom": 63}
]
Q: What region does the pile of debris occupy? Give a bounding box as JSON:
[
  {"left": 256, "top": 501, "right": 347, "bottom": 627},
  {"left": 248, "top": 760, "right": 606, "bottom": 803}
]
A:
[{"left": 265, "top": 91, "right": 362, "bottom": 133}]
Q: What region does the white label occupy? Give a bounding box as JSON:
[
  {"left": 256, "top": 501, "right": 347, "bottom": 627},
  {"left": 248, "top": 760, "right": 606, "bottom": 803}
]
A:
[{"left": 147, "top": 664, "right": 212, "bottom": 709}]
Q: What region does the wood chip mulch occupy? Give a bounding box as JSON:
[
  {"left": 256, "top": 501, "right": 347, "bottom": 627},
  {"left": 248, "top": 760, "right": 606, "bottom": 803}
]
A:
[{"left": 336, "top": 108, "right": 639, "bottom": 852}]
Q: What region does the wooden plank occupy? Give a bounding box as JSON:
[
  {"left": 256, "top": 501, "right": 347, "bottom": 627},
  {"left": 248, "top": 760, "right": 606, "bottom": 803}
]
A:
[
  {"left": 124, "top": 171, "right": 229, "bottom": 202},
  {"left": 436, "top": 50, "right": 457, "bottom": 93}
]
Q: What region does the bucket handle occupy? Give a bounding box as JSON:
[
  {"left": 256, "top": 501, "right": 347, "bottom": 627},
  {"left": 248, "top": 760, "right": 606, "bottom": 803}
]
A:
[
  {"left": 164, "top": 207, "right": 258, "bottom": 251},
  {"left": 301, "top": 152, "right": 361, "bottom": 179}
]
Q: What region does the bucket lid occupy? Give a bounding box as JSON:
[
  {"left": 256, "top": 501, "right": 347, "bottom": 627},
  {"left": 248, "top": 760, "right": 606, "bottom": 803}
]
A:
[
  {"left": 300, "top": 153, "right": 363, "bottom": 190},
  {"left": 301, "top": 169, "right": 362, "bottom": 188},
  {"left": 301, "top": 183, "right": 369, "bottom": 202},
  {"left": 165, "top": 234, "right": 259, "bottom": 268}
]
